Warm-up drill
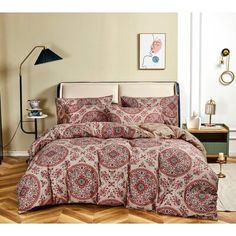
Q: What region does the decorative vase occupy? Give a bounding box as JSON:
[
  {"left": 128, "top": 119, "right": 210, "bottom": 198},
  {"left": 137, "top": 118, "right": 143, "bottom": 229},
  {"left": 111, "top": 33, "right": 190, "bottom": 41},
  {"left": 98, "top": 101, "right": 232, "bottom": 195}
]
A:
[
  {"left": 28, "top": 99, "right": 40, "bottom": 109},
  {"left": 186, "top": 112, "right": 201, "bottom": 129}
]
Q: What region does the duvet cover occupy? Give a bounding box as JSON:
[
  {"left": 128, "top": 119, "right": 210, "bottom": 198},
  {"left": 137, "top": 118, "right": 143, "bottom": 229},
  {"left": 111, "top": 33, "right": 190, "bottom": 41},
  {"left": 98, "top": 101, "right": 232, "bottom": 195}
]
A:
[{"left": 17, "top": 122, "right": 218, "bottom": 220}]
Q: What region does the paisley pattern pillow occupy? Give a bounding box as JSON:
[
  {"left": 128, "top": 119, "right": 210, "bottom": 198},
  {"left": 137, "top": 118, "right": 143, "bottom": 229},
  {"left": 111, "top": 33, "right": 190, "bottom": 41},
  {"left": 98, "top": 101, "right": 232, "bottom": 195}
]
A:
[
  {"left": 106, "top": 104, "right": 164, "bottom": 124},
  {"left": 58, "top": 105, "right": 108, "bottom": 124},
  {"left": 56, "top": 96, "right": 112, "bottom": 124},
  {"left": 121, "top": 95, "right": 178, "bottom": 126}
]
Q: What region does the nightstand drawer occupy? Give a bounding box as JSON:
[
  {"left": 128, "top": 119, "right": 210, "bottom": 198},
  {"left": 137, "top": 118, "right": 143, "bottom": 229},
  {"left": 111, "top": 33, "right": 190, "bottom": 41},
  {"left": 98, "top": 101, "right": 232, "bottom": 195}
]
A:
[
  {"left": 193, "top": 133, "right": 227, "bottom": 142},
  {"left": 202, "top": 142, "right": 228, "bottom": 155}
]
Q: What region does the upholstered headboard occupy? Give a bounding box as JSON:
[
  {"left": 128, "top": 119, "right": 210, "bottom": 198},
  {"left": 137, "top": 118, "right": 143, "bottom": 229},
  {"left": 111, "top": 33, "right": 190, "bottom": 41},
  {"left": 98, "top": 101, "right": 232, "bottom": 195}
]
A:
[{"left": 57, "top": 81, "right": 180, "bottom": 126}]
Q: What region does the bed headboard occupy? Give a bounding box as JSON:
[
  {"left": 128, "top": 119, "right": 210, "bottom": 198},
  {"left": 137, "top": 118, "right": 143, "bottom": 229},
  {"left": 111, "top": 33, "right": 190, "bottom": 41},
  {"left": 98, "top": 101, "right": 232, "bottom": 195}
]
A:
[{"left": 57, "top": 81, "right": 180, "bottom": 126}]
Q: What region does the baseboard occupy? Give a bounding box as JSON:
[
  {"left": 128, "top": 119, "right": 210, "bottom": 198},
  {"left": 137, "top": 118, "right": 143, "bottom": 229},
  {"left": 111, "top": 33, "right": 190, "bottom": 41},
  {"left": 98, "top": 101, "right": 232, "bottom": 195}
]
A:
[{"left": 3, "top": 151, "right": 29, "bottom": 157}]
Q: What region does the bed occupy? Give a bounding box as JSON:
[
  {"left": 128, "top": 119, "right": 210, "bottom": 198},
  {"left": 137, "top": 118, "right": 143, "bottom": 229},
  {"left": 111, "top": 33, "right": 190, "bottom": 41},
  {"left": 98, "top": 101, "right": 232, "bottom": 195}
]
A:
[{"left": 17, "top": 81, "right": 218, "bottom": 220}]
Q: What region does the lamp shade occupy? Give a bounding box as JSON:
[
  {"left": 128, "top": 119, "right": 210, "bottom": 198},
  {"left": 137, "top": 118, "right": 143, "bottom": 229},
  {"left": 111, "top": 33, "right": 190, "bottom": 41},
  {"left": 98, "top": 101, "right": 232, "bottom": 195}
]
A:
[
  {"left": 34, "top": 48, "right": 62, "bottom": 65},
  {"left": 205, "top": 99, "right": 216, "bottom": 115}
]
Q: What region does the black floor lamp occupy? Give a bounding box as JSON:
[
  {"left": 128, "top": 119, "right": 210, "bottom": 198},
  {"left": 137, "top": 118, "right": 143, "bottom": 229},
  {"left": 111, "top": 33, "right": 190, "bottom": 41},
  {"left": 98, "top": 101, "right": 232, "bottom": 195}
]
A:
[{"left": 19, "top": 46, "right": 62, "bottom": 139}]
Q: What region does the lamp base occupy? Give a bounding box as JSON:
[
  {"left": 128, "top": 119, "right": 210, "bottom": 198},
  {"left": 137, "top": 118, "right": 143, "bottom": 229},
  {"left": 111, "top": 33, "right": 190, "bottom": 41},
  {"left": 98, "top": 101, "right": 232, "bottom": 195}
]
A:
[
  {"left": 205, "top": 113, "right": 216, "bottom": 127},
  {"left": 216, "top": 160, "right": 226, "bottom": 178},
  {"left": 217, "top": 172, "right": 226, "bottom": 178},
  {"left": 205, "top": 123, "right": 216, "bottom": 127}
]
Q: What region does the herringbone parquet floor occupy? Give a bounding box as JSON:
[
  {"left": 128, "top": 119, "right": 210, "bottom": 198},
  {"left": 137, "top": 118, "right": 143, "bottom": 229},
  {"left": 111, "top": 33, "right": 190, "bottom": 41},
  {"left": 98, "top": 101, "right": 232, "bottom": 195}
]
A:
[{"left": 0, "top": 156, "right": 236, "bottom": 223}]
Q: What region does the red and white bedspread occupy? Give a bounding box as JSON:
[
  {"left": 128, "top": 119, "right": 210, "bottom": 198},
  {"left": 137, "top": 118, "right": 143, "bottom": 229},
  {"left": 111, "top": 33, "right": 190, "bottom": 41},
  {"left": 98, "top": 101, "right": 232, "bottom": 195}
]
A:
[{"left": 17, "top": 122, "right": 218, "bottom": 219}]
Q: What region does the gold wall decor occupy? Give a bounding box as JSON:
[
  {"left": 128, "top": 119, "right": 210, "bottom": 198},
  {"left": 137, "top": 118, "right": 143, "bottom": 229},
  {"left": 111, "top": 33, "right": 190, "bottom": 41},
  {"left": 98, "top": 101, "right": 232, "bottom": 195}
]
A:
[{"left": 219, "top": 48, "right": 235, "bottom": 85}]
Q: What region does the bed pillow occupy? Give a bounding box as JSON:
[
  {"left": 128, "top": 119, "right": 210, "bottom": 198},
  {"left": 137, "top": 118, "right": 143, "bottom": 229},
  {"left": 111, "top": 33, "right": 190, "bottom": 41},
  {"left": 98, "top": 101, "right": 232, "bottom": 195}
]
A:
[
  {"left": 106, "top": 104, "right": 164, "bottom": 124},
  {"left": 121, "top": 95, "right": 178, "bottom": 126},
  {"left": 57, "top": 104, "right": 108, "bottom": 124},
  {"left": 56, "top": 95, "right": 112, "bottom": 124}
]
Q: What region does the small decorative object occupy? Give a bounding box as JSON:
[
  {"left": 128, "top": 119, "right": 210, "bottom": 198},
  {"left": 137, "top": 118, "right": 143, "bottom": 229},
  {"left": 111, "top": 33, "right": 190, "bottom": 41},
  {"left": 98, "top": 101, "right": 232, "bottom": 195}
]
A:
[
  {"left": 27, "top": 99, "right": 43, "bottom": 117},
  {"left": 28, "top": 110, "right": 43, "bottom": 117},
  {"left": 217, "top": 152, "right": 226, "bottom": 178},
  {"left": 221, "top": 48, "right": 230, "bottom": 58},
  {"left": 219, "top": 48, "right": 235, "bottom": 85},
  {"left": 218, "top": 152, "right": 225, "bottom": 161},
  {"left": 139, "top": 33, "right": 166, "bottom": 69},
  {"left": 186, "top": 111, "right": 201, "bottom": 129},
  {"left": 205, "top": 99, "right": 216, "bottom": 126},
  {"left": 28, "top": 99, "right": 40, "bottom": 109}
]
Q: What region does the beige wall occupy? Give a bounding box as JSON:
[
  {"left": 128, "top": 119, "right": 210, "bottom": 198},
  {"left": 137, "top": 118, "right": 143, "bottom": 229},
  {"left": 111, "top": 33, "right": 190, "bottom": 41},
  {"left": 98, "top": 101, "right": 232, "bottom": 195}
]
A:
[
  {"left": 0, "top": 13, "right": 177, "bottom": 151},
  {"left": 0, "top": 14, "right": 6, "bottom": 96}
]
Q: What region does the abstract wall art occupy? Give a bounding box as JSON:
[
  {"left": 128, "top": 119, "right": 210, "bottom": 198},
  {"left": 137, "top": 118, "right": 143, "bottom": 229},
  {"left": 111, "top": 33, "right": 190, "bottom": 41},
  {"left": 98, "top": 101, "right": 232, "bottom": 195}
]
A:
[{"left": 139, "top": 33, "right": 166, "bottom": 70}]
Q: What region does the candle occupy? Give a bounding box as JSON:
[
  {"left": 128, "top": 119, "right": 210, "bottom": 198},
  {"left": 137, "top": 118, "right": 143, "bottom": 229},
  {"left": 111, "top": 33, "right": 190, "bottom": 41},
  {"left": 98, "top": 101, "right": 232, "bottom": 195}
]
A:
[{"left": 218, "top": 152, "right": 225, "bottom": 161}]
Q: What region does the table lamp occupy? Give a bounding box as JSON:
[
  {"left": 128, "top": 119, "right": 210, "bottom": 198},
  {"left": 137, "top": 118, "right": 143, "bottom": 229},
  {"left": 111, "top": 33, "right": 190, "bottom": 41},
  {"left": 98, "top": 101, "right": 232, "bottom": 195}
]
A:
[
  {"left": 205, "top": 99, "right": 216, "bottom": 126},
  {"left": 19, "top": 46, "right": 62, "bottom": 139}
]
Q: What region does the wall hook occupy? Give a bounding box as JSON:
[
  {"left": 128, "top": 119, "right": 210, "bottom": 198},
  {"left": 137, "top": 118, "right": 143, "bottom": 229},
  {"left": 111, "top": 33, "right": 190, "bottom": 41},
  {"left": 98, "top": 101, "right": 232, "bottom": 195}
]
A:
[{"left": 219, "top": 48, "right": 235, "bottom": 85}]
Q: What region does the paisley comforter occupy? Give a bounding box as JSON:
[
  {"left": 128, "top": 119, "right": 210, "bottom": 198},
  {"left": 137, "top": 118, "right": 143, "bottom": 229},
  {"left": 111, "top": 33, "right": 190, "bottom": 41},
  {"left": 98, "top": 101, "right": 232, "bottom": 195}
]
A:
[{"left": 17, "top": 122, "right": 218, "bottom": 219}]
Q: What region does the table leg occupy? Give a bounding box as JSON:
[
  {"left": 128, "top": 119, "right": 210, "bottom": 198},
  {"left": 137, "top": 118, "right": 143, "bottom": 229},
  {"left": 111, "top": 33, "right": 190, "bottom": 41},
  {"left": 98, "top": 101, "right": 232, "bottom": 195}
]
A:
[{"left": 34, "top": 119, "right": 38, "bottom": 140}]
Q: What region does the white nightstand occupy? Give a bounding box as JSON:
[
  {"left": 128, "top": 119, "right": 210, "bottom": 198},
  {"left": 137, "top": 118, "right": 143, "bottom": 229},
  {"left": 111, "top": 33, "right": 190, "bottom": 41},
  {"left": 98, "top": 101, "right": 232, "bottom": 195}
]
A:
[
  {"left": 27, "top": 114, "right": 48, "bottom": 119},
  {"left": 27, "top": 114, "right": 48, "bottom": 139}
]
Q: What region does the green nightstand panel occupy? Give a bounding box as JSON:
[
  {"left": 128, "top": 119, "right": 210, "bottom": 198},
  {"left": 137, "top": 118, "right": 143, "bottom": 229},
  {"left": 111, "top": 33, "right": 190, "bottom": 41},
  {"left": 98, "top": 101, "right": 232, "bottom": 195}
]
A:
[
  {"left": 182, "top": 123, "right": 229, "bottom": 162},
  {"left": 202, "top": 142, "right": 228, "bottom": 155}
]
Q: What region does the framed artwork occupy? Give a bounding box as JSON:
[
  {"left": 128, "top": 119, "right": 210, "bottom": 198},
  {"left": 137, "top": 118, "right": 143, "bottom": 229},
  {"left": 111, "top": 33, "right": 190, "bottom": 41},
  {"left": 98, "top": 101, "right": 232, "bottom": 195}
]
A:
[{"left": 139, "top": 33, "right": 166, "bottom": 70}]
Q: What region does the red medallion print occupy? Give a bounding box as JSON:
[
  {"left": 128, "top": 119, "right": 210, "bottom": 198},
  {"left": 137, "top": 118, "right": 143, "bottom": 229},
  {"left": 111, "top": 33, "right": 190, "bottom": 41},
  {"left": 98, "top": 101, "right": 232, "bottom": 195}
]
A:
[
  {"left": 121, "top": 97, "right": 139, "bottom": 107},
  {"left": 17, "top": 121, "right": 218, "bottom": 219},
  {"left": 17, "top": 174, "right": 41, "bottom": 212},
  {"left": 99, "top": 144, "right": 130, "bottom": 169},
  {"left": 102, "top": 124, "right": 125, "bottom": 138},
  {"left": 120, "top": 95, "right": 178, "bottom": 126},
  {"left": 56, "top": 96, "right": 113, "bottom": 124},
  {"left": 129, "top": 168, "right": 157, "bottom": 206},
  {"left": 80, "top": 111, "right": 108, "bottom": 123},
  {"left": 101, "top": 123, "right": 136, "bottom": 139},
  {"left": 159, "top": 148, "right": 192, "bottom": 177},
  {"left": 129, "top": 138, "right": 159, "bottom": 148},
  {"left": 144, "top": 113, "right": 163, "bottom": 123},
  {"left": 98, "top": 199, "right": 123, "bottom": 206},
  {"left": 64, "top": 125, "right": 90, "bottom": 138},
  {"left": 108, "top": 113, "right": 121, "bottom": 123},
  {"left": 119, "top": 106, "right": 144, "bottom": 114},
  {"left": 184, "top": 179, "right": 217, "bottom": 213},
  {"left": 156, "top": 207, "right": 180, "bottom": 216},
  {"left": 160, "top": 96, "right": 177, "bottom": 118},
  {"left": 107, "top": 104, "right": 164, "bottom": 124},
  {"left": 36, "top": 144, "right": 68, "bottom": 167},
  {"left": 70, "top": 137, "right": 102, "bottom": 147},
  {"left": 67, "top": 164, "right": 98, "bottom": 200}
]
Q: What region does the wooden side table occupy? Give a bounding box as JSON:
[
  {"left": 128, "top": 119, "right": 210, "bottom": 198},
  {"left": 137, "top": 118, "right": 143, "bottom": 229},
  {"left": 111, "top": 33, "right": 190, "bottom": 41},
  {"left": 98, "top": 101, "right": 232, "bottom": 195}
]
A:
[{"left": 182, "top": 123, "right": 229, "bottom": 163}]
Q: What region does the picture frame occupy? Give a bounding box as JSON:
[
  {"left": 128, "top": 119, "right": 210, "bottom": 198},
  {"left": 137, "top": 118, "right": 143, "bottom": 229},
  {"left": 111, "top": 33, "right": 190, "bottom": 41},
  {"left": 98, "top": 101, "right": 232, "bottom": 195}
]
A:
[{"left": 139, "top": 33, "right": 166, "bottom": 70}]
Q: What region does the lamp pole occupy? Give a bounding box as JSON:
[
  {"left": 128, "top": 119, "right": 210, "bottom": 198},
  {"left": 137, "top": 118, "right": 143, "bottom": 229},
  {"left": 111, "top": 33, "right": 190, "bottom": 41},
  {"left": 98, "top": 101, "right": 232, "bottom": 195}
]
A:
[
  {"left": 19, "top": 46, "right": 45, "bottom": 139},
  {"left": 19, "top": 45, "right": 62, "bottom": 139}
]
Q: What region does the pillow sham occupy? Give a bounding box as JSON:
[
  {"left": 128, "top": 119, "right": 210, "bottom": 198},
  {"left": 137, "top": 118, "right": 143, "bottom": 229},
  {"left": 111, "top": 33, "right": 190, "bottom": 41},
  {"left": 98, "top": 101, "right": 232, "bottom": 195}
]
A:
[
  {"left": 56, "top": 95, "right": 112, "bottom": 124},
  {"left": 106, "top": 104, "right": 164, "bottom": 124},
  {"left": 121, "top": 95, "right": 178, "bottom": 126},
  {"left": 57, "top": 104, "right": 108, "bottom": 124}
]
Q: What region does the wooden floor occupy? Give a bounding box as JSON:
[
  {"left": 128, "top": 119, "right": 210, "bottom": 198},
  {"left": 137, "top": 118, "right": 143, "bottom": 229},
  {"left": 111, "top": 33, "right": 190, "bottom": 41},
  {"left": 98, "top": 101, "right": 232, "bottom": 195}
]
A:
[{"left": 0, "top": 156, "right": 236, "bottom": 223}]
